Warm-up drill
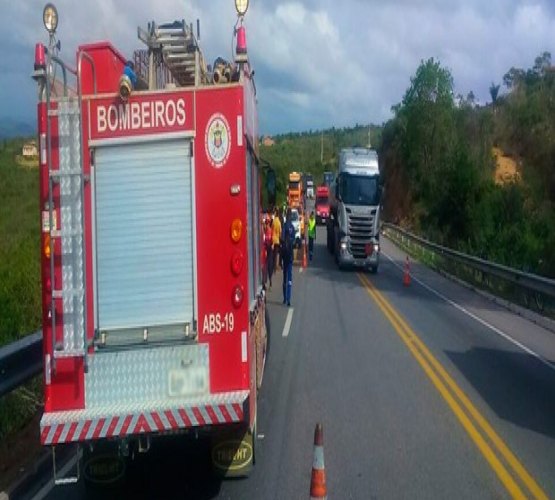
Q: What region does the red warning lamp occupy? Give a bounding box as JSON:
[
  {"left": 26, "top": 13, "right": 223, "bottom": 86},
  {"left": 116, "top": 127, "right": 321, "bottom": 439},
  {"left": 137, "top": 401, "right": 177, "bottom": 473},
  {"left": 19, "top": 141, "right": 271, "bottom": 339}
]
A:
[
  {"left": 35, "top": 43, "right": 46, "bottom": 70},
  {"left": 236, "top": 26, "right": 247, "bottom": 54},
  {"left": 231, "top": 250, "right": 244, "bottom": 276}
]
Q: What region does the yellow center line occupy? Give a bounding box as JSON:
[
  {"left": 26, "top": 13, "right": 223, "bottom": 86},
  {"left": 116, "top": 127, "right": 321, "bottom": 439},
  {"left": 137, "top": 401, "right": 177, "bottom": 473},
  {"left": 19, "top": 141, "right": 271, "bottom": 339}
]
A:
[{"left": 358, "top": 273, "right": 548, "bottom": 499}]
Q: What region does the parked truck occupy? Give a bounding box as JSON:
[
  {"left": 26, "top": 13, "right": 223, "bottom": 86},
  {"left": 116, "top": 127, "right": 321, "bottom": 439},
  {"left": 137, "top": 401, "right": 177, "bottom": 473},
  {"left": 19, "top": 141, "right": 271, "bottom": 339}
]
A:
[
  {"left": 33, "top": 2, "right": 268, "bottom": 484},
  {"left": 327, "top": 148, "right": 382, "bottom": 272},
  {"left": 288, "top": 171, "right": 303, "bottom": 209},
  {"left": 323, "top": 171, "right": 334, "bottom": 187},
  {"left": 305, "top": 174, "right": 314, "bottom": 199},
  {"left": 315, "top": 186, "right": 330, "bottom": 225}
]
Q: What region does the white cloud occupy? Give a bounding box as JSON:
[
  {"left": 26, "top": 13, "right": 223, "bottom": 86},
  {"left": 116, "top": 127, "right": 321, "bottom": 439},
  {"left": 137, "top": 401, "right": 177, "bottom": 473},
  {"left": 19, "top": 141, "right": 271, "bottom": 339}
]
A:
[{"left": 1, "top": 0, "right": 555, "bottom": 134}]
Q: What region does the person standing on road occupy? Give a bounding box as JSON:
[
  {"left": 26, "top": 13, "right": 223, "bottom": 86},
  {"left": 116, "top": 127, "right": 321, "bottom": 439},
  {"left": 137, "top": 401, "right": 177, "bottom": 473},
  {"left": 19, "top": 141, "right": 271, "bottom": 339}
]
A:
[
  {"left": 272, "top": 207, "right": 282, "bottom": 271},
  {"left": 308, "top": 211, "right": 316, "bottom": 261},
  {"left": 281, "top": 209, "right": 295, "bottom": 307},
  {"left": 264, "top": 217, "right": 274, "bottom": 288}
]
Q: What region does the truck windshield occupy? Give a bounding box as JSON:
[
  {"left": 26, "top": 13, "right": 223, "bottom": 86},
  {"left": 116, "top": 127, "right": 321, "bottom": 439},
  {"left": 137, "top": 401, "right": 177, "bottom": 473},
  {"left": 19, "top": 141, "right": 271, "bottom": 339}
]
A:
[
  {"left": 339, "top": 174, "right": 380, "bottom": 206},
  {"left": 316, "top": 196, "right": 328, "bottom": 205},
  {"left": 289, "top": 181, "right": 300, "bottom": 190}
]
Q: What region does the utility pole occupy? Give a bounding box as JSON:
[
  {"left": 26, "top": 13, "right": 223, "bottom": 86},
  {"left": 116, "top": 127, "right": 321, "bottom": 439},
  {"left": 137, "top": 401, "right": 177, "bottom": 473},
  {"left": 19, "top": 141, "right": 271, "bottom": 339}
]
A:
[
  {"left": 320, "top": 131, "right": 323, "bottom": 165},
  {"left": 367, "top": 126, "right": 372, "bottom": 148}
]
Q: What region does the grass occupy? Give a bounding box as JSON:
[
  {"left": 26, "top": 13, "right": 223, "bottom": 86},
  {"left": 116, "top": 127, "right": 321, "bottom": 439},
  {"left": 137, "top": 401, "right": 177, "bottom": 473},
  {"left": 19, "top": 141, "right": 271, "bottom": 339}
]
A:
[
  {"left": 0, "top": 139, "right": 42, "bottom": 346},
  {"left": 0, "top": 138, "right": 43, "bottom": 445}
]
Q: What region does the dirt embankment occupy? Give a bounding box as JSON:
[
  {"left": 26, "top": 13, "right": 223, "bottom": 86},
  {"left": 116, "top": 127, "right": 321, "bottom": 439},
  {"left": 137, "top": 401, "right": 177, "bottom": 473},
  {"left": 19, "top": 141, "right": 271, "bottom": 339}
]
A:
[{"left": 492, "top": 147, "right": 520, "bottom": 185}]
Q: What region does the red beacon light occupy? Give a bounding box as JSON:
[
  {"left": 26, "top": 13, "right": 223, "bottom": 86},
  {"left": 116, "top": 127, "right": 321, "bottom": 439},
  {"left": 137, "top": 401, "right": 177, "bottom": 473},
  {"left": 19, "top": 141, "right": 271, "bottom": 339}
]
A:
[
  {"left": 234, "top": 0, "right": 249, "bottom": 63},
  {"left": 34, "top": 43, "right": 46, "bottom": 70},
  {"left": 235, "top": 24, "right": 248, "bottom": 63},
  {"left": 236, "top": 26, "right": 247, "bottom": 55}
]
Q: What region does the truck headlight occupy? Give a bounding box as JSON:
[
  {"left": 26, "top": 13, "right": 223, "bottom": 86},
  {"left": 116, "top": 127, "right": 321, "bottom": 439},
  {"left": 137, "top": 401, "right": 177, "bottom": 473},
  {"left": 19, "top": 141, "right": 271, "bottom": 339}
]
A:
[{"left": 340, "top": 242, "right": 347, "bottom": 251}]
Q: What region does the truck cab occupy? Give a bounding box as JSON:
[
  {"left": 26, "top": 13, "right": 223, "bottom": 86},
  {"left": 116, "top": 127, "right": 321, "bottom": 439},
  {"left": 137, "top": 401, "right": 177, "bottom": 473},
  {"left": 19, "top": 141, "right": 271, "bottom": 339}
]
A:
[{"left": 327, "top": 148, "right": 382, "bottom": 272}]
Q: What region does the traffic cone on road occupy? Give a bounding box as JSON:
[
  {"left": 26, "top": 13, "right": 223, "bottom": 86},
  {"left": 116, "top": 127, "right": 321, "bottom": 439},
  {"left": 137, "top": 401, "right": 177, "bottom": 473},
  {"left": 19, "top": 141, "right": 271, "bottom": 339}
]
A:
[
  {"left": 403, "top": 256, "right": 411, "bottom": 287},
  {"left": 310, "top": 423, "right": 327, "bottom": 500},
  {"left": 302, "top": 240, "right": 308, "bottom": 268}
]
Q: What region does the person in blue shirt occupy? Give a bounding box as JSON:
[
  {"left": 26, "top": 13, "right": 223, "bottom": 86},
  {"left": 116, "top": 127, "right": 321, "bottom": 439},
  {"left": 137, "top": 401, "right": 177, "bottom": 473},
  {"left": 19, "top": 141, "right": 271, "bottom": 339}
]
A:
[{"left": 281, "top": 209, "right": 295, "bottom": 307}]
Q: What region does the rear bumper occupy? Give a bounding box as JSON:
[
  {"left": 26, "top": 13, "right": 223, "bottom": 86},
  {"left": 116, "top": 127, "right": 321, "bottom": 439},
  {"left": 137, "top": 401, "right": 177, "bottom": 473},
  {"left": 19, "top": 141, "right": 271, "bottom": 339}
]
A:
[{"left": 40, "top": 390, "right": 249, "bottom": 445}]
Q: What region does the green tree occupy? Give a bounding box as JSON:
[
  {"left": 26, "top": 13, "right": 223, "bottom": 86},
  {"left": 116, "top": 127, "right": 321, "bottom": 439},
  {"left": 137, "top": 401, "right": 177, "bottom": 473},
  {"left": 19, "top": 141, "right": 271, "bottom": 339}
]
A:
[
  {"left": 489, "top": 83, "right": 500, "bottom": 104},
  {"left": 395, "top": 58, "right": 457, "bottom": 204}
]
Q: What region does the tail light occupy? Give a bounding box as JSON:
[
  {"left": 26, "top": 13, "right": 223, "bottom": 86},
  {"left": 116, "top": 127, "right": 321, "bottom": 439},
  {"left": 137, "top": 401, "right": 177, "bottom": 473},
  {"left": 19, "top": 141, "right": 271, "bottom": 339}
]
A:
[
  {"left": 232, "top": 285, "right": 244, "bottom": 308},
  {"left": 231, "top": 250, "right": 244, "bottom": 276}
]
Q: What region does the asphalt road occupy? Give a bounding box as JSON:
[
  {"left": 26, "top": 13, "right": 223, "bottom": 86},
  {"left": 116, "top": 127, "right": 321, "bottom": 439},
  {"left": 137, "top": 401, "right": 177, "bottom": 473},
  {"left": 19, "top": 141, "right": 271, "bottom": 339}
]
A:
[{"left": 34, "top": 228, "right": 555, "bottom": 499}]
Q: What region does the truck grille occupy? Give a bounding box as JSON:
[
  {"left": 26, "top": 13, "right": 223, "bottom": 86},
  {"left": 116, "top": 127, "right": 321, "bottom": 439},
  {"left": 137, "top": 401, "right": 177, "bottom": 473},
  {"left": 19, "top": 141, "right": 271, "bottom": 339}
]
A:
[{"left": 347, "top": 209, "right": 376, "bottom": 259}]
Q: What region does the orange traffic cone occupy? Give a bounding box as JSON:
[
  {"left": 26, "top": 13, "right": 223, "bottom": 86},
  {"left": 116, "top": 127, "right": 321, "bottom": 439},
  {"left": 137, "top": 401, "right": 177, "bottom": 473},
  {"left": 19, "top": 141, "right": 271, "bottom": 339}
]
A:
[
  {"left": 310, "top": 423, "right": 327, "bottom": 500},
  {"left": 302, "top": 240, "right": 308, "bottom": 268},
  {"left": 403, "top": 256, "right": 411, "bottom": 287}
]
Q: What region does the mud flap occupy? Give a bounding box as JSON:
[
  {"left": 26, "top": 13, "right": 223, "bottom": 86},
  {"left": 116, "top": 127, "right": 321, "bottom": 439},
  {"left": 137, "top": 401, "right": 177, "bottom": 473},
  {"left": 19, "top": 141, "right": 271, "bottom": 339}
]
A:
[
  {"left": 82, "top": 441, "right": 126, "bottom": 493},
  {"left": 211, "top": 425, "right": 254, "bottom": 477}
]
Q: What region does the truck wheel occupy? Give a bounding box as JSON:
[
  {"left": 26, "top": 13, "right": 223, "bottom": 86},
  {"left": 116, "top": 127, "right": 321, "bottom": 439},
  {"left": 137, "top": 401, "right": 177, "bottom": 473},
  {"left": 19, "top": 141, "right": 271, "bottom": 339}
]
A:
[
  {"left": 326, "top": 225, "right": 333, "bottom": 254},
  {"left": 369, "top": 266, "right": 378, "bottom": 274},
  {"left": 257, "top": 311, "right": 270, "bottom": 391}
]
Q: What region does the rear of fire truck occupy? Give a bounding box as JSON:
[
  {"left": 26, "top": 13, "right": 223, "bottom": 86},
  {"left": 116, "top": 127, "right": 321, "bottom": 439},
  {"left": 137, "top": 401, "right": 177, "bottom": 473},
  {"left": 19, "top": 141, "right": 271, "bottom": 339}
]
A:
[{"left": 33, "top": 1, "right": 268, "bottom": 485}]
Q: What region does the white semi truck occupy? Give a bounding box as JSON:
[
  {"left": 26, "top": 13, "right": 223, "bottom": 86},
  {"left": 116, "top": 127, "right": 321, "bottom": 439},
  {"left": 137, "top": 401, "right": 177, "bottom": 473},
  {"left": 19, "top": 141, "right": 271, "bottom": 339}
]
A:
[{"left": 327, "top": 148, "right": 382, "bottom": 272}]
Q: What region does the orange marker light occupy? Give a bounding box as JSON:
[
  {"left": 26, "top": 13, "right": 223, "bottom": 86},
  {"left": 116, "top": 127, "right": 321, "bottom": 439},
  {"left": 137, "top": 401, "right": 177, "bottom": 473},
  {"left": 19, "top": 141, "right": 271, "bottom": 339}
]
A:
[
  {"left": 44, "top": 234, "right": 51, "bottom": 259},
  {"left": 231, "top": 219, "right": 243, "bottom": 243}
]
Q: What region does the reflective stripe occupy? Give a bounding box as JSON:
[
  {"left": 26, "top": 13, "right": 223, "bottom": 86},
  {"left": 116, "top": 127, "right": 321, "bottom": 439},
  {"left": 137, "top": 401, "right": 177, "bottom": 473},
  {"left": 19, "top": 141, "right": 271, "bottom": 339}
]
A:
[{"left": 312, "top": 445, "right": 325, "bottom": 469}]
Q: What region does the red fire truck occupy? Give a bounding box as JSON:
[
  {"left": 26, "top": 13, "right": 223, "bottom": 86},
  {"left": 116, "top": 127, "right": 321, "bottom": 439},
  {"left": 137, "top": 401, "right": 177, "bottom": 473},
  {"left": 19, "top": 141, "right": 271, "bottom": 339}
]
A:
[
  {"left": 315, "top": 186, "right": 330, "bottom": 225},
  {"left": 33, "top": 2, "right": 270, "bottom": 482}
]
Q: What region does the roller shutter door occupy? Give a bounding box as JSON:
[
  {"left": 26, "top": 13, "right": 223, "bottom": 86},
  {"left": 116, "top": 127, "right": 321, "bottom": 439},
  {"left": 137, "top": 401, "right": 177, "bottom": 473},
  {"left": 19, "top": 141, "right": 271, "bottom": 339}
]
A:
[{"left": 94, "top": 139, "right": 194, "bottom": 332}]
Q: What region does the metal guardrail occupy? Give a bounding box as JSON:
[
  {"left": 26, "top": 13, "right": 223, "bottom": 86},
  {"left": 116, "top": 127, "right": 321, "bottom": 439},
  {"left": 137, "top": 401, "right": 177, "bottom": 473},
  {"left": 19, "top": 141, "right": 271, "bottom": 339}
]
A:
[
  {"left": 383, "top": 223, "right": 555, "bottom": 313},
  {"left": 0, "top": 330, "right": 43, "bottom": 398},
  {"left": 2, "top": 226, "right": 555, "bottom": 399}
]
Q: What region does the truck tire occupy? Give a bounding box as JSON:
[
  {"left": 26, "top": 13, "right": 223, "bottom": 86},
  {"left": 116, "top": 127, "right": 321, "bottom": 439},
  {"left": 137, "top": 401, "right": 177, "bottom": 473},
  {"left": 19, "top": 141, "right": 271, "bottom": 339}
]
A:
[
  {"left": 327, "top": 225, "right": 334, "bottom": 254},
  {"left": 256, "top": 311, "right": 270, "bottom": 391},
  {"left": 369, "top": 265, "right": 378, "bottom": 274}
]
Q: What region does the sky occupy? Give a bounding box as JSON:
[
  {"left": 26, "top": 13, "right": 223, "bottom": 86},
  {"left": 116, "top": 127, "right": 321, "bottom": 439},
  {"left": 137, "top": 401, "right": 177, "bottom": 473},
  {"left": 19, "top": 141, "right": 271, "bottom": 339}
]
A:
[{"left": 1, "top": 0, "right": 555, "bottom": 135}]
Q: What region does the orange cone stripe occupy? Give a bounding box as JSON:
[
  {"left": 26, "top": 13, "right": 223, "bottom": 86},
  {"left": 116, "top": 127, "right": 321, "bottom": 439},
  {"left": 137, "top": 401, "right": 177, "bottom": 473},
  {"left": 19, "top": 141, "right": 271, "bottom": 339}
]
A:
[
  {"left": 310, "top": 468, "right": 327, "bottom": 497},
  {"left": 310, "top": 423, "right": 327, "bottom": 499}
]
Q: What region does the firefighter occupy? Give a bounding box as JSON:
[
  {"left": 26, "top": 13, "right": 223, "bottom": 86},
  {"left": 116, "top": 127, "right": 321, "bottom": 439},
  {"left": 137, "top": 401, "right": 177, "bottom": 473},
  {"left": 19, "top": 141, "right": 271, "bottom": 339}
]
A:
[
  {"left": 281, "top": 209, "right": 295, "bottom": 307},
  {"left": 308, "top": 210, "right": 316, "bottom": 261},
  {"left": 272, "top": 207, "right": 282, "bottom": 271}
]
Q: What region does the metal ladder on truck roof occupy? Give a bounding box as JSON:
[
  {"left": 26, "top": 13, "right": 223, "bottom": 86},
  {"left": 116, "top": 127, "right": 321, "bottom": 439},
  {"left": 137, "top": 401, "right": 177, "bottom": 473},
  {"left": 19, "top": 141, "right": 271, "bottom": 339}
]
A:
[
  {"left": 138, "top": 20, "right": 208, "bottom": 87},
  {"left": 45, "top": 50, "right": 97, "bottom": 365}
]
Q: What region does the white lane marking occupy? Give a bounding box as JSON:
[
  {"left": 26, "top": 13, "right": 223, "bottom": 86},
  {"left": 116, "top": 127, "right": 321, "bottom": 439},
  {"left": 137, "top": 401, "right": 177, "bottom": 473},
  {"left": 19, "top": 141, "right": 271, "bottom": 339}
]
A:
[
  {"left": 299, "top": 267, "right": 303, "bottom": 273},
  {"left": 32, "top": 449, "right": 83, "bottom": 499},
  {"left": 383, "top": 252, "right": 555, "bottom": 372},
  {"left": 282, "top": 308, "right": 294, "bottom": 337}
]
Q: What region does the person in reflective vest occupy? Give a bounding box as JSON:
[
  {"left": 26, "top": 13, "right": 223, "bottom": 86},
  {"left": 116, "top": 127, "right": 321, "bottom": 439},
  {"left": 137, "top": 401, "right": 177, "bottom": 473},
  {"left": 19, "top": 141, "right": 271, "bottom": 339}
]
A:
[
  {"left": 272, "top": 207, "right": 282, "bottom": 271},
  {"left": 308, "top": 211, "right": 316, "bottom": 261}
]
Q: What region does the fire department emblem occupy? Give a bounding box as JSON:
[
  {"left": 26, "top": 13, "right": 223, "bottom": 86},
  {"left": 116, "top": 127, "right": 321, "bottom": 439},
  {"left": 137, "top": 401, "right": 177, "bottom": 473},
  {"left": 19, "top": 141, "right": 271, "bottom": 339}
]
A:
[{"left": 205, "top": 113, "right": 231, "bottom": 168}]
